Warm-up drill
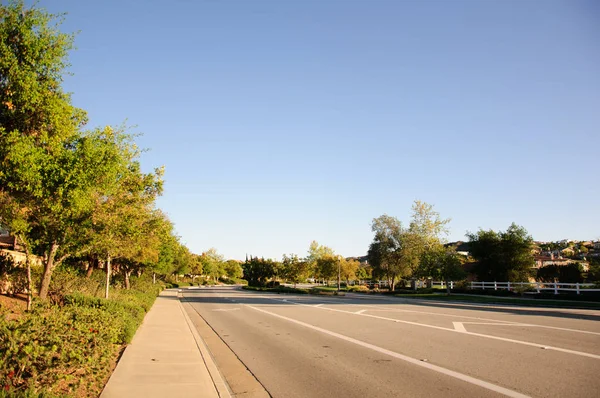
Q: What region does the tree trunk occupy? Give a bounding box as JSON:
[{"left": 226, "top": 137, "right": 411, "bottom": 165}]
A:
[
  {"left": 153, "top": 272, "right": 156, "bottom": 284},
  {"left": 18, "top": 235, "right": 33, "bottom": 311},
  {"left": 445, "top": 279, "right": 451, "bottom": 295},
  {"left": 105, "top": 254, "right": 111, "bottom": 299},
  {"left": 38, "top": 242, "right": 59, "bottom": 300},
  {"left": 86, "top": 256, "right": 97, "bottom": 278},
  {"left": 124, "top": 270, "right": 131, "bottom": 290}
]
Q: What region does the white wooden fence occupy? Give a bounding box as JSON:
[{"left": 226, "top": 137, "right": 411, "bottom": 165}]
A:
[{"left": 469, "top": 281, "right": 600, "bottom": 295}]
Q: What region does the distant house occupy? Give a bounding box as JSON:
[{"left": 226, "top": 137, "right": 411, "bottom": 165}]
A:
[
  {"left": 594, "top": 242, "right": 600, "bottom": 250},
  {"left": 0, "top": 235, "right": 21, "bottom": 251},
  {"left": 0, "top": 231, "right": 41, "bottom": 266},
  {"left": 445, "top": 241, "right": 470, "bottom": 257},
  {"left": 534, "top": 255, "right": 573, "bottom": 269}
]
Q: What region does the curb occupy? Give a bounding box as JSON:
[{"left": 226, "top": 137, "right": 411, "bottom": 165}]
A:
[{"left": 178, "top": 291, "right": 232, "bottom": 398}]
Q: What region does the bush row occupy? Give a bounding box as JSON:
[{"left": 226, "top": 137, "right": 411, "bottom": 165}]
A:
[{"left": 0, "top": 268, "right": 163, "bottom": 397}]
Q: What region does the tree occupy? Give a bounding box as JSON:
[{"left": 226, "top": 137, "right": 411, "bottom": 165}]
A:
[
  {"left": 223, "top": 260, "right": 243, "bottom": 280},
  {"left": 200, "top": 248, "right": 225, "bottom": 281},
  {"left": 242, "top": 256, "right": 275, "bottom": 286},
  {"left": 84, "top": 129, "right": 163, "bottom": 297},
  {"left": 419, "top": 246, "right": 466, "bottom": 294},
  {"left": 315, "top": 254, "right": 339, "bottom": 284},
  {"left": 340, "top": 258, "right": 360, "bottom": 284},
  {"left": 305, "top": 241, "right": 334, "bottom": 280},
  {"left": 368, "top": 215, "right": 414, "bottom": 290},
  {"left": 409, "top": 200, "right": 451, "bottom": 247},
  {"left": 0, "top": 0, "right": 87, "bottom": 143},
  {"left": 281, "top": 254, "right": 309, "bottom": 287},
  {"left": 467, "top": 223, "right": 534, "bottom": 282},
  {"left": 1, "top": 2, "right": 112, "bottom": 299},
  {"left": 537, "top": 263, "right": 583, "bottom": 283},
  {"left": 355, "top": 264, "right": 372, "bottom": 281}
]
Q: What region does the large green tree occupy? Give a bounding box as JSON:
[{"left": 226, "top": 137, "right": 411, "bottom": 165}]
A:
[
  {"left": 368, "top": 215, "right": 414, "bottom": 290},
  {"left": 281, "top": 254, "right": 309, "bottom": 287},
  {"left": 467, "top": 223, "right": 534, "bottom": 282},
  {"left": 419, "top": 246, "right": 466, "bottom": 294},
  {"left": 0, "top": 1, "right": 90, "bottom": 299},
  {"left": 242, "top": 256, "right": 275, "bottom": 286}
]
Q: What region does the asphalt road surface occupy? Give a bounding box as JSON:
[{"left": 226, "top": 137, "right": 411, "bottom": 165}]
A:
[{"left": 182, "top": 286, "right": 600, "bottom": 398}]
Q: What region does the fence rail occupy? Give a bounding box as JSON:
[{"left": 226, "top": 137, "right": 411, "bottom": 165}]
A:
[{"left": 469, "top": 281, "right": 600, "bottom": 295}]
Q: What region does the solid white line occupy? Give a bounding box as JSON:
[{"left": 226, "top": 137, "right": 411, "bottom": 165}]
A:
[
  {"left": 314, "top": 304, "right": 323, "bottom": 307},
  {"left": 264, "top": 298, "right": 600, "bottom": 360},
  {"left": 453, "top": 322, "right": 467, "bottom": 333},
  {"left": 247, "top": 305, "right": 530, "bottom": 398},
  {"left": 355, "top": 309, "right": 366, "bottom": 314},
  {"left": 359, "top": 306, "right": 600, "bottom": 335}
]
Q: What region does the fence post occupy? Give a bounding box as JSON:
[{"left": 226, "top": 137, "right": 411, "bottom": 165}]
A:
[
  {"left": 576, "top": 283, "right": 580, "bottom": 295},
  {"left": 494, "top": 281, "right": 497, "bottom": 291},
  {"left": 507, "top": 281, "right": 511, "bottom": 292},
  {"left": 536, "top": 282, "right": 540, "bottom": 293},
  {"left": 450, "top": 281, "right": 454, "bottom": 290},
  {"left": 554, "top": 283, "right": 558, "bottom": 295}
]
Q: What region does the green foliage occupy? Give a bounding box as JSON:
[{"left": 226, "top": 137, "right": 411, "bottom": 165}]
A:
[
  {"left": 280, "top": 254, "right": 309, "bottom": 286},
  {"left": 347, "top": 285, "right": 370, "bottom": 293},
  {"left": 315, "top": 255, "right": 339, "bottom": 282},
  {"left": 0, "top": 270, "right": 161, "bottom": 396},
  {"left": 467, "top": 223, "right": 534, "bottom": 282},
  {"left": 0, "top": 303, "right": 120, "bottom": 396},
  {"left": 419, "top": 247, "right": 466, "bottom": 285},
  {"left": 223, "top": 260, "right": 243, "bottom": 279},
  {"left": 0, "top": 0, "right": 87, "bottom": 142},
  {"left": 536, "top": 264, "right": 584, "bottom": 283},
  {"left": 368, "top": 215, "right": 414, "bottom": 289},
  {"left": 0, "top": 252, "right": 27, "bottom": 295},
  {"left": 242, "top": 257, "right": 276, "bottom": 286}
]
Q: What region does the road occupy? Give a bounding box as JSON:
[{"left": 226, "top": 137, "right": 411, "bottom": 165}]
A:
[{"left": 181, "top": 286, "right": 600, "bottom": 398}]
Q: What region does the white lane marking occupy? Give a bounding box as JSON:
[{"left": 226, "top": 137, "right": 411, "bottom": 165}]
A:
[
  {"left": 359, "top": 306, "right": 600, "bottom": 336},
  {"left": 355, "top": 309, "right": 367, "bottom": 314},
  {"left": 453, "top": 322, "right": 467, "bottom": 333},
  {"left": 212, "top": 308, "right": 241, "bottom": 312},
  {"left": 247, "top": 304, "right": 530, "bottom": 398},
  {"left": 314, "top": 304, "right": 323, "bottom": 307},
  {"left": 264, "top": 298, "right": 600, "bottom": 360}
]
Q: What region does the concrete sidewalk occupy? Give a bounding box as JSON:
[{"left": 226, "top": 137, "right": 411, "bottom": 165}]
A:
[{"left": 101, "top": 289, "right": 231, "bottom": 398}]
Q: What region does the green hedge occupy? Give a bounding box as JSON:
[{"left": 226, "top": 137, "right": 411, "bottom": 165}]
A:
[{"left": 0, "top": 272, "right": 163, "bottom": 397}]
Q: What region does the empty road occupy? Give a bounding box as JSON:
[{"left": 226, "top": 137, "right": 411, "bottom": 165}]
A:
[{"left": 181, "top": 287, "right": 600, "bottom": 398}]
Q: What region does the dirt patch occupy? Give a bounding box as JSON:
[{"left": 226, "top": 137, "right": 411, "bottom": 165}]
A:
[{"left": 0, "top": 293, "right": 27, "bottom": 320}]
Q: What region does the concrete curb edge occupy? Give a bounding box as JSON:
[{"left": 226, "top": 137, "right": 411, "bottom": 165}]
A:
[{"left": 178, "top": 291, "right": 233, "bottom": 398}]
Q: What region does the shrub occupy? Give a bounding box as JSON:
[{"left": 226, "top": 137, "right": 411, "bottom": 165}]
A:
[
  {"left": 0, "top": 253, "right": 27, "bottom": 296},
  {"left": 0, "top": 270, "right": 163, "bottom": 396},
  {"left": 0, "top": 303, "right": 122, "bottom": 396},
  {"left": 347, "top": 285, "right": 370, "bottom": 293}
]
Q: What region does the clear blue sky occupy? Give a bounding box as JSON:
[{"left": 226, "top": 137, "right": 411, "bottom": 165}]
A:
[{"left": 37, "top": 0, "right": 599, "bottom": 260}]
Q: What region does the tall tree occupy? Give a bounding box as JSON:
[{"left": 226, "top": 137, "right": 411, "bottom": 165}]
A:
[
  {"left": 419, "top": 246, "right": 466, "bottom": 294},
  {"left": 242, "top": 256, "right": 275, "bottom": 286},
  {"left": 467, "top": 223, "right": 534, "bottom": 282},
  {"left": 200, "top": 248, "right": 225, "bottom": 281},
  {"left": 281, "top": 254, "right": 309, "bottom": 288},
  {"left": 223, "top": 260, "right": 243, "bottom": 280},
  {"left": 306, "top": 241, "right": 335, "bottom": 282},
  {"left": 0, "top": 0, "right": 87, "bottom": 143},
  {"left": 1, "top": 1, "right": 89, "bottom": 299},
  {"left": 368, "top": 215, "right": 414, "bottom": 290}
]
